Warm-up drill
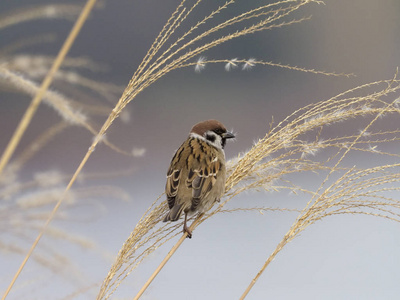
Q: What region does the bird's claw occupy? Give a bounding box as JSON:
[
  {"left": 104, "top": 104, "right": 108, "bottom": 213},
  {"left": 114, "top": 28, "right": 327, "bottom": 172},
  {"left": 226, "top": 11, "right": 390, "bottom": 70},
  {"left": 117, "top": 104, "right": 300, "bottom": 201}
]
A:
[{"left": 183, "top": 225, "right": 192, "bottom": 239}]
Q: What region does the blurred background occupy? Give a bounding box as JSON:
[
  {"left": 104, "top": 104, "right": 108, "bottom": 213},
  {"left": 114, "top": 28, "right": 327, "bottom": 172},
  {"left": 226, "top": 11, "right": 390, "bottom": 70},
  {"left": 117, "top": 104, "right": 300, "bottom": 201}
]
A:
[{"left": 1, "top": 0, "right": 400, "bottom": 299}]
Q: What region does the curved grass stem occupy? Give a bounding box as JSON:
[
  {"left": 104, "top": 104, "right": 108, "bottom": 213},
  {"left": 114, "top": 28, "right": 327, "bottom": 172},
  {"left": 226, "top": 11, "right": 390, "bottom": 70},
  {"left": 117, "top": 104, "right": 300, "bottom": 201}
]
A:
[{"left": 132, "top": 216, "right": 202, "bottom": 300}]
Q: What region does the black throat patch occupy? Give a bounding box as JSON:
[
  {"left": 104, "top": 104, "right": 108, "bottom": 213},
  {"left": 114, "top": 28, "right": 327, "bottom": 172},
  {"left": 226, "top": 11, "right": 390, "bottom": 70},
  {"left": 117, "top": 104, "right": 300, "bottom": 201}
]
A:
[{"left": 205, "top": 133, "right": 216, "bottom": 143}]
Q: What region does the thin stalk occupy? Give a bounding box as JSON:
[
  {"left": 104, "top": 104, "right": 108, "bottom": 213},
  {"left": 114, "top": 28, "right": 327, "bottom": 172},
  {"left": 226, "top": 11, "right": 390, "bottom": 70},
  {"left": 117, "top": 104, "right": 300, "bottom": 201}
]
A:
[
  {"left": 133, "top": 217, "right": 202, "bottom": 300},
  {"left": 239, "top": 235, "right": 290, "bottom": 300}
]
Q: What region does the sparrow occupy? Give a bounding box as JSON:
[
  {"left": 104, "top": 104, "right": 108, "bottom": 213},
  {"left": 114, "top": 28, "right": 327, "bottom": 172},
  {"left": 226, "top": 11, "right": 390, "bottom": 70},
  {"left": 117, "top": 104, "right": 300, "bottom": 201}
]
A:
[{"left": 163, "top": 119, "right": 235, "bottom": 238}]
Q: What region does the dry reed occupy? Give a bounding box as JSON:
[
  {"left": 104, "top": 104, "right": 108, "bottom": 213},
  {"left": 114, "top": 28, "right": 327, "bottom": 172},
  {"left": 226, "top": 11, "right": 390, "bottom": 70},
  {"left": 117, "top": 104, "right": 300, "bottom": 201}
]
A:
[
  {"left": 0, "top": 67, "right": 130, "bottom": 155},
  {"left": 0, "top": 147, "right": 131, "bottom": 293}
]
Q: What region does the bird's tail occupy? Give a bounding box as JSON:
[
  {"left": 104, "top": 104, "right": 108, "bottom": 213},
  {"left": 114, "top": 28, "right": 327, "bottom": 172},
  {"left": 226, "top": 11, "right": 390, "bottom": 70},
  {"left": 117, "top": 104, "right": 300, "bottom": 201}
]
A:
[{"left": 163, "top": 204, "right": 184, "bottom": 222}]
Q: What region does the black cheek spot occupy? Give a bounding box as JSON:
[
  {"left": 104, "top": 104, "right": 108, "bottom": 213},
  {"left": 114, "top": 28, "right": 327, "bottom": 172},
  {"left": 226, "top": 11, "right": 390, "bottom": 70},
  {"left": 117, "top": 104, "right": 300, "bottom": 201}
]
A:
[{"left": 206, "top": 134, "right": 216, "bottom": 143}]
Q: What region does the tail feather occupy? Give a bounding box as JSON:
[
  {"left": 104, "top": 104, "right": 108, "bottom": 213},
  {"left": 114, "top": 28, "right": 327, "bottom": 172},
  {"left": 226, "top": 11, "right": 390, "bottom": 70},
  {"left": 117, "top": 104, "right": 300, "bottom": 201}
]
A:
[{"left": 163, "top": 203, "right": 184, "bottom": 222}]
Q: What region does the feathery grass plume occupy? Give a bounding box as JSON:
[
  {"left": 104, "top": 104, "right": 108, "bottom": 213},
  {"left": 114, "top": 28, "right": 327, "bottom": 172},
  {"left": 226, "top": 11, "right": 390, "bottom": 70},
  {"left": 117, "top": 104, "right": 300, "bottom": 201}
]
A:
[
  {"left": 239, "top": 164, "right": 400, "bottom": 298},
  {"left": 132, "top": 147, "right": 146, "bottom": 158},
  {"left": 194, "top": 56, "right": 207, "bottom": 72},
  {"left": 0, "top": 34, "right": 57, "bottom": 56},
  {"left": 97, "top": 75, "right": 400, "bottom": 299},
  {"left": 0, "top": 239, "right": 87, "bottom": 287},
  {"left": 2, "top": 55, "right": 108, "bottom": 74},
  {"left": 2, "top": 55, "right": 123, "bottom": 102},
  {"left": 224, "top": 58, "right": 238, "bottom": 71},
  {"left": 1, "top": 186, "right": 86, "bottom": 288},
  {"left": 0, "top": 54, "right": 123, "bottom": 106},
  {"left": 242, "top": 57, "right": 256, "bottom": 71},
  {"left": 121, "top": 0, "right": 339, "bottom": 108},
  {"left": 60, "top": 283, "right": 99, "bottom": 300},
  {"left": 186, "top": 58, "right": 352, "bottom": 76},
  {"left": 0, "top": 4, "right": 84, "bottom": 30},
  {"left": 0, "top": 67, "right": 88, "bottom": 126},
  {"left": 0, "top": 168, "right": 131, "bottom": 295},
  {"left": 0, "top": 67, "right": 132, "bottom": 156},
  {"left": 0, "top": 110, "right": 130, "bottom": 297},
  {"left": 4, "top": 122, "right": 69, "bottom": 178}
]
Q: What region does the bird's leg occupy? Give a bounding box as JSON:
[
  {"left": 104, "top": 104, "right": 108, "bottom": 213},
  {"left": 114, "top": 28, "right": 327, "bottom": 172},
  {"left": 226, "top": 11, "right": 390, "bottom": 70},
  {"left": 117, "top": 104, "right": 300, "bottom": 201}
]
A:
[{"left": 183, "top": 213, "right": 192, "bottom": 239}]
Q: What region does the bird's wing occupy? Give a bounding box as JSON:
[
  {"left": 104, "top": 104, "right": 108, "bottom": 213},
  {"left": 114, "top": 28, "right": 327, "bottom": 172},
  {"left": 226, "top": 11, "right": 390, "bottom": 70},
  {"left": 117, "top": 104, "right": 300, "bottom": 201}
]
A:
[
  {"left": 165, "top": 168, "right": 180, "bottom": 209},
  {"left": 165, "top": 140, "right": 190, "bottom": 210},
  {"left": 186, "top": 154, "right": 221, "bottom": 211}
]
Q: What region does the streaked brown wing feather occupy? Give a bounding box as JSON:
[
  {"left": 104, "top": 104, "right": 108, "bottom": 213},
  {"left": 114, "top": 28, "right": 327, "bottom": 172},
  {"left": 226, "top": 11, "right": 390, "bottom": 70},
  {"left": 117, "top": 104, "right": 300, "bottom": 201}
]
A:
[
  {"left": 187, "top": 158, "right": 221, "bottom": 211},
  {"left": 165, "top": 140, "right": 192, "bottom": 210},
  {"left": 166, "top": 169, "right": 180, "bottom": 209}
]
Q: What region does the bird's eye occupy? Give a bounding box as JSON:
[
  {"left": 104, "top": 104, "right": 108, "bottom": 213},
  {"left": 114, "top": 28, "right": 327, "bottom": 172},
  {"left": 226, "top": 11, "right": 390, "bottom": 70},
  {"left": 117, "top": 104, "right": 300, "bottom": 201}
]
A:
[{"left": 213, "top": 128, "right": 224, "bottom": 135}]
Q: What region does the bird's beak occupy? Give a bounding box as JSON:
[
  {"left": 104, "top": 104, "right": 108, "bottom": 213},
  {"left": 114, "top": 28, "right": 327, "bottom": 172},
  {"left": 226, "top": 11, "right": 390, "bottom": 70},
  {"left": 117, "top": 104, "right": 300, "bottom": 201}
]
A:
[{"left": 222, "top": 131, "right": 235, "bottom": 139}]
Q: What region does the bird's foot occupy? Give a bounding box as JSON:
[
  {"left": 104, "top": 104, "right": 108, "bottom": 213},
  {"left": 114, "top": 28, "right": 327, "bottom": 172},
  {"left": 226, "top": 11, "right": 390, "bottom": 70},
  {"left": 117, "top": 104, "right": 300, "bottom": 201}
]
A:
[{"left": 183, "top": 223, "right": 192, "bottom": 239}]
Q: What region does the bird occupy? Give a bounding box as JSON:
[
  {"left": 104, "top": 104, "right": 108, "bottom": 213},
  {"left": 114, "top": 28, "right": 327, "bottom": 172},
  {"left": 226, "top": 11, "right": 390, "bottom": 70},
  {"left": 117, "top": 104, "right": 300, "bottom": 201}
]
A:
[{"left": 163, "top": 119, "right": 235, "bottom": 238}]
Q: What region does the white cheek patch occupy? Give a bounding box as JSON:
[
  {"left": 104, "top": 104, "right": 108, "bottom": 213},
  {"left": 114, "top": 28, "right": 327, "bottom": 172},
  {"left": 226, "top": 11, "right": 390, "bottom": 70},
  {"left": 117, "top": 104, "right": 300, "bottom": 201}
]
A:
[{"left": 189, "top": 132, "right": 223, "bottom": 150}]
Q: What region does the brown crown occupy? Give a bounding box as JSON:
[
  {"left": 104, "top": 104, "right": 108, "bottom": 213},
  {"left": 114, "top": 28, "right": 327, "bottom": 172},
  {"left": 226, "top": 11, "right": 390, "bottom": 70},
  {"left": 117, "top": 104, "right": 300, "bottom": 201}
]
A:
[{"left": 190, "top": 119, "right": 227, "bottom": 136}]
